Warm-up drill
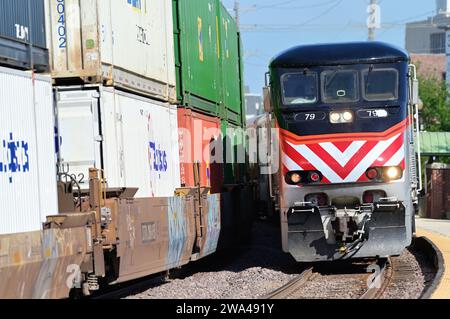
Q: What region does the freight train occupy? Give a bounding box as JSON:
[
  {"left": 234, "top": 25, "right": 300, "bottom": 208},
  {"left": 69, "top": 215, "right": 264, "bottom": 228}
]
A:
[
  {"left": 0, "top": 0, "right": 254, "bottom": 299},
  {"left": 255, "top": 42, "right": 422, "bottom": 262}
]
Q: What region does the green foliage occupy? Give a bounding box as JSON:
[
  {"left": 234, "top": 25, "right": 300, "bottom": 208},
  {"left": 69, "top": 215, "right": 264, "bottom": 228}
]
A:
[{"left": 418, "top": 76, "right": 450, "bottom": 132}]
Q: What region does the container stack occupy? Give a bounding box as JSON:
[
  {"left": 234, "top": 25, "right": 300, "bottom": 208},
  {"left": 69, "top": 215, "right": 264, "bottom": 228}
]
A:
[
  {"left": 173, "top": 0, "right": 247, "bottom": 193},
  {"left": 0, "top": 0, "right": 254, "bottom": 299},
  {"left": 0, "top": 0, "right": 58, "bottom": 235},
  {"left": 1, "top": 0, "right": 251, "bottom": 246},
  {"left": 49, "top": 0, "right": 182, "bottom": 198},
  {"left": 173, "top": 0, "right": 251, "bottom": 247}
]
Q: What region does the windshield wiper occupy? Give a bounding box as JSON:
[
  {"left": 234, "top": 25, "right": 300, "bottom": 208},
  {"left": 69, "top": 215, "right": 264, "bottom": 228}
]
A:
[{"left": 365, "top": 64, "right": 374, "bottom": 93}]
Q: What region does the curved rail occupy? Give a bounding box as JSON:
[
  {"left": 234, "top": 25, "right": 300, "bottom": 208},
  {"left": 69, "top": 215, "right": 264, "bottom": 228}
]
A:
[
  {"left": 359, "top": 258, "right": 392, "bottom": 299},
  {"left": 265, "top": 259, "right": 393, "bottom": 300},
  {"left": 264, "top": 268, "right": 315, "bottom": 299}
]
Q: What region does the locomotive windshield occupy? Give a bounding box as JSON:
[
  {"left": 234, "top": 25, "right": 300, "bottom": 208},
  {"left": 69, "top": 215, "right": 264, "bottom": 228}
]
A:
[
  {"left": 322, "top": 70, "right": 359, "bottom": 103},
  {"left": 280, "top": 65, "right": 400, "bottom": 106},
  {"left": 363, "top": 68, "right": 398, "bottom": 101},
  {"left": 281, "top": 72, "right": 318, "bottom": 105}
]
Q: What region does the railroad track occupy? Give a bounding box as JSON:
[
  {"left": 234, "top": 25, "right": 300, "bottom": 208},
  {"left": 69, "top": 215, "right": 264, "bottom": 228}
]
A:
[
  {"left": 265, "top": 258, "right": 393, "bottom": 300},
  {"left": 264, "top": 238, "right": 443, "bottom": 300},
  {"left": 88, "top": 237, "right": 442, "bottom": 299}
]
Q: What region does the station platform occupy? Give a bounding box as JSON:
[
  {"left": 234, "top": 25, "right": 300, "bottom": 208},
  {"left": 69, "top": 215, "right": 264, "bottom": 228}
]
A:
[{"left": 416, "top": 218, "right": 450, "bottom": 299}]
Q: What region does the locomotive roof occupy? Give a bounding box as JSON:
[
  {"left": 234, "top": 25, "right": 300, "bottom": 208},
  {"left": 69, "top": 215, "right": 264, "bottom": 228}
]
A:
[{"left": 270, "top": 41, "right": 409, "bottom": 68}]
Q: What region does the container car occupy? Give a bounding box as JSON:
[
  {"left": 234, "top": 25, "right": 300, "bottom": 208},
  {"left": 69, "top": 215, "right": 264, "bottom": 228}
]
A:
[{"left": 0, "top": 1, "right": 254, "bottom": 299}]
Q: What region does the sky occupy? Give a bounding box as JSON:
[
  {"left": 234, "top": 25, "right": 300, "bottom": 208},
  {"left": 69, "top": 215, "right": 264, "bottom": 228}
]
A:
[{"left": 221, "top": 0, "right": 436, "bottom": 93}]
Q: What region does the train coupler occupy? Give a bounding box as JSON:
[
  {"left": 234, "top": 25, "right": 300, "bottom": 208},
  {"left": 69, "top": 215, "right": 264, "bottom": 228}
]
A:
[{"left": 286, "top": 201, "right": 408, "bottom": 261}]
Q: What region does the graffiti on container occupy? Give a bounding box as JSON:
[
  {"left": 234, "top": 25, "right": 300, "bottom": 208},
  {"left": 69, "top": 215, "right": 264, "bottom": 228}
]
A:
[
  {"left": 55, "top": 0, "right": 67, "bottom": 48},
  {"left": 202, "top": 195, "right": 221, "bottom": 257},
  {"left": 0, "top": 133, "right": 30, "bottom": 184},
  {"left": 137, "top": 25, "right": 150, "bottom": 46},
  {"left": 167, "top": 197, "right": 187, "bottom": 268}
]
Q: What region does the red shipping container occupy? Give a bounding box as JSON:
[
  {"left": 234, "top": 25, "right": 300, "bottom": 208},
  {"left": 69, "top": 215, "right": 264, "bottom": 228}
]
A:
[{"left": 178, "top": 108, "right": 223, "bottom": 193}]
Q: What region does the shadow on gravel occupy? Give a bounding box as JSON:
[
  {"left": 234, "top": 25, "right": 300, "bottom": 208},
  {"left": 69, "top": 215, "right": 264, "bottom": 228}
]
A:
[
  {"left": 408, "top": 242, "right": 439, "bottom": 299},
  {"left": 171, "top": 219, "right": 302, "bottom": 279}
]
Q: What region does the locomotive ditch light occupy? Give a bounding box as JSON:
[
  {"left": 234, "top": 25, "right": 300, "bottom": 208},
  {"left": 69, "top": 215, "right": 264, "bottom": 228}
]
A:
[
  {"left": 385, "top": 166, "right": 403, "bottom": 181},
  {"left": 366, "top": 166, "right": 403, "bottom": 182},
  {"left": 330, "top": 111, "right": 354, "bottom": 124}
]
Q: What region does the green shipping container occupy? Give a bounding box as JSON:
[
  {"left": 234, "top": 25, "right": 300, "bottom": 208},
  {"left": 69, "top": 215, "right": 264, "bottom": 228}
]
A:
[
  {"left": 173, "top": 0, "right": 245, "bottom": 123},
  {"left": 222, "top": 120, "right": 247, "bottom": 184},
  {"left": 173, "top": 0, "right": 221, "bottom": 115},
  {"left": 218, "top": 4, "right": 245, "bottom": 125}
]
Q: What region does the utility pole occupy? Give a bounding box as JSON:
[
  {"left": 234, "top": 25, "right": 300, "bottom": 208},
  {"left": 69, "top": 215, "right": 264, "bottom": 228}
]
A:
[
  {"left": 367, "top": 0, "right": 379, "bottom": 41},
  {"left": 234, "top": 0, "right": 240, "bottom": 30}
]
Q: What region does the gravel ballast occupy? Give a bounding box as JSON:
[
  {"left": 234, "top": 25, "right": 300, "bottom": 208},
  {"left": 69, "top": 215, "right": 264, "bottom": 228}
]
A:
[{"left": 126, "top": 220, "right": 436, "bottom": 300}]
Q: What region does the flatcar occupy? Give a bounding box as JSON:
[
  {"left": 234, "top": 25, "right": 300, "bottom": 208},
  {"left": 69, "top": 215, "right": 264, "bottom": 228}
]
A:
[{"left": 260, "top": 42, "right": 422, "bottom": 262}]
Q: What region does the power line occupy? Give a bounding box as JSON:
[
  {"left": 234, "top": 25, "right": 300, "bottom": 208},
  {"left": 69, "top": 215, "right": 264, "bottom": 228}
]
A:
[
  {"left": 239, "top": 0, "right": 347, "bottom": 31},
  {"left": 250, "top": 0, "right": 341, "bottom": 11}
]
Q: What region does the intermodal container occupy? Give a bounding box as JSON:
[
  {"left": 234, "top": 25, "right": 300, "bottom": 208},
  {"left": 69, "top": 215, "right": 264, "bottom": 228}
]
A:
[
  {"left": 0, "top": 66, "right": 58, "bottom": 235},
  {"left": 221, "top": 120, "right": 247, "bottom": 185},
  {"left": 177, "top": 108, "right": 223, "bottom": 193},
  {"left": 0, "top": 0, "right": 49, "bottom": 71},
  {"left": 46, "top": 0, "right": 176, "bottom": 102},
  {"left": 218, "top": 4, "right": 245, "bottom": 125},
  {"left": 173, "top": 0, "right": 221, "bottom": 115},
  {"left": 173, "top": 0, "right": 245, "bottom": 122},
  {"left": 56, "top": 87, "right": 181, "bottom": 198}
]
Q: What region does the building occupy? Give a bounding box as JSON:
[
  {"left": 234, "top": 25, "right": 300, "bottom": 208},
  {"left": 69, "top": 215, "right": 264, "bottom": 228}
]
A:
[
  {"left": 405, "top": 0, "right": 450, "bottom": 54},
  {"left": 244, "top": 86, "right": 263, "bottom": 121},
  {"left": 411, "top": 54, "right": 446, "bottom": 80}
]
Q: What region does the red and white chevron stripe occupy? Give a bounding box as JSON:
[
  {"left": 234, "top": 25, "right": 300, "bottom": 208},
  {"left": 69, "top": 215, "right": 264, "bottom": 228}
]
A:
[{"left": 280, "top": 120, "right": 409, "bottom": 184}]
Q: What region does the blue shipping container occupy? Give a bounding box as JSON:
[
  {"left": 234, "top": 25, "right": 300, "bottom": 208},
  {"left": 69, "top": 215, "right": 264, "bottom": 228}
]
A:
[{"left": 0, "top": 0, "right": 49, "bottom": 71}]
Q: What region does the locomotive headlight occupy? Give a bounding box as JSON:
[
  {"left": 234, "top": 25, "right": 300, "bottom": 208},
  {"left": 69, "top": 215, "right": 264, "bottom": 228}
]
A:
[
  {"left": 330, "top": 112, "right": 341, "bottom": 123},
  {"left": 330, "top": 111, "right": 354, "bottom": 124},
  {"left": 385, "top": 166, "right": 403, "bottom": 181},
  {"left": 343, "top": 111, "right": 353, "bottom": 122}
]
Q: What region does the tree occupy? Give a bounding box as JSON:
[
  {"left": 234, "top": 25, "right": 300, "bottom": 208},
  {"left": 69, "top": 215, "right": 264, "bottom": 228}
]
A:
[{"left": 418, "top": 76, "right": 450, "bottom": 132}]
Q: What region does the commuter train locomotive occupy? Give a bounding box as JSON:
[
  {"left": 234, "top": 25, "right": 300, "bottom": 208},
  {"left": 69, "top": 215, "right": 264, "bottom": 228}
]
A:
[{"left": 260, "top": 42, "right": 421, "bottom": 262}]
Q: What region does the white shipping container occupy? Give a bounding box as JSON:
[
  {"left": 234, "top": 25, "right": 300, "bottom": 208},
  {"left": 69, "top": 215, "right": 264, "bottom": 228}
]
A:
[
  {"left": 56, "top": 86, "right": 181, "bottom": 198},
  {"left": 0, "top": 67, "right": 58, "bottom": 235},
  {"left": 45, "top": 0, "right": 176, "bottom": 102}
]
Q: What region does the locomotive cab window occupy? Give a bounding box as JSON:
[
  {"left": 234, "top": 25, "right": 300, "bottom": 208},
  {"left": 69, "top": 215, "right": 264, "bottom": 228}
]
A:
[
  {"left": 363, "top": 68, "right": 399, "bottom": 101},
  {"left": 281, "top": 72, "right": 318, "bottom": 105},
  {"left": 322, "top": 70, "right": 359, "bottom": 103}
]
